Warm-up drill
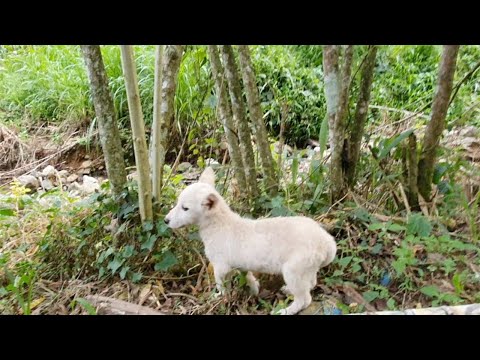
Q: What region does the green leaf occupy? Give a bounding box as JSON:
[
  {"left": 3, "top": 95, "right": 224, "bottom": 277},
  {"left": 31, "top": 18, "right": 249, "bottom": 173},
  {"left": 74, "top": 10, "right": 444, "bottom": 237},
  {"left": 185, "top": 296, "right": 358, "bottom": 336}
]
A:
[
  {"left": 141, "top": 234, "right": 157, "bottom": 251},
  {"left": 351, "top": 207, "right": 372, "bottom": 223},
  {"left": 392, "top": 259, "right": 407, "bottom": 275},
  {"left": 433, "top": 163, "right": 448, "bottom": 184},
  {"left": 0, "top": 287, "right": 8, "bottom": 296},
  {"left": 107, "top": 258, "right": 123, "bottom": 275},
  {"left": 119, "top": 204, "right": 136, "bottom": 218},
  {"left": 371, "top": 243, "right": 383, "bottom": 254},
  {"left": 142, "top": 221, "right": 154, "bottom": 232},
  {"left": 407, "top": 213, "right": 432, "bottom": 237},
  {"left": 117, "top": 222, "right": 128, "bottom": 234},
  {"left": 131, "top": 272, "right": 143, "bottom": 283},
  {"left": 119, "top": 266, "right": 130, "bottom": 280},
  {"left": 378, "top": 129, "right": 414, "bottom": 160},
  {"left": 351, "top": 264, "right": 362, "bottom": 273},
  {"left": 362, "top": 291, "right": 380, "bottom": 303},
  {"left": 318, "top": 114, "right": 329, "bottom": 159},
  {"left": 270, "top": 196, "right": 284, "bottom": 209},
  {"left": 73, "top": 298, "right": 97, "bottom": 315},
  {"left": 188, "top": 231, "right": 201, "bottom": 241},
  {"left": 156, "top": 222, "right": 171, "bottom": 237},
  {"left": 420, "top": 285, "right": 440, "bottom": 298},
  {"left": 368, "top": 222, "right": 385, "bottom": 231},
  {"left": 123, "top": 245, "right": 135, "bottom": 258},
  {"left": 0, "top": 208, "right": 15, "bottom": 216},
  {"left": 338, "top": 256, "right": 353, "bottom": 268},
  {"left": 442, "top": 293, "right": 463, "bottom": 304},
  {"left": 452, "top": 273, "right": 464, "bottom": 294},
  {"left": 387, "top": 223, "right": 406, "bottom": 232},
  {"left": 387, "top": 298, "right": 396, "bottom": 310},
  {"left": 154, "top": 251, "right": 178, "bottom": 271},
  {"left": 332, "top": 270, "right": 344, "bottom": 277},
  {"left": 238, "top": 273, "right": 247, "bottom": 287},
  {"left": 291, "top": 155, "right": 299, "bottom": 184}
]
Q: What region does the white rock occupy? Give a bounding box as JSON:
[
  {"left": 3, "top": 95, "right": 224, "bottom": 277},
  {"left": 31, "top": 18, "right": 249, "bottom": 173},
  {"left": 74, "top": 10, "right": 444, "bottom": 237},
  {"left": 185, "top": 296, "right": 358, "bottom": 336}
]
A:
[
  {"left": 41, "top": 179, "right": 54, "bottom": 191},
  {"left": 57, "top": 170, "right": 69, "bottom": 178},
  {"left": 81, "top": 160, "right": 93, "bottom": 168},
  {"left": 17, "top": 175, "right": 39, "bottom": 191},
  {"left": 82, "top": 175, "right": 100, "bottom": 194},
  {"left": 127, "top": 172, "right": 138, "bottom": 182},
  {"left": 66, "top": 174, "right": 79, "bottom": 183},
  {"left": 42, "top": 165, "right": 56, "bottom": 177}
]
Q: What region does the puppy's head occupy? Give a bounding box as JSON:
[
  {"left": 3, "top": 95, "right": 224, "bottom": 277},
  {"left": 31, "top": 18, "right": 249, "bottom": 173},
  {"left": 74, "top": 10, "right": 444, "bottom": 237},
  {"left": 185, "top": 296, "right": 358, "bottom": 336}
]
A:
[{"left": 165, "top": 167, "right": 220, "bottom": 229}]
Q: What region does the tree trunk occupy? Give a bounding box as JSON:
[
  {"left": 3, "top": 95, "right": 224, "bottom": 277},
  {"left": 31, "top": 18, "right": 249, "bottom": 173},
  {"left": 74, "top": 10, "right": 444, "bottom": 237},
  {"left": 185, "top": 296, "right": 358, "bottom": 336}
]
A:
[
  {"left": 323, "top": 45, "right": 340, "bottom": 150},
  {"left": 407, "top": 133, "right": 420, "bottom": 210},
  {"left": 119, "top": 45, "right": 153, "bottom": 223},
  {"left": 237, "top": 45, "right": 278, "bottom": 195},
  {"left": 150, "top": 45, "right": 164, "bottom": 202},
  {"left": 156, "top": 45, "right": 184, "bottom": 195},
  {"left": 80, "top": 45, "right": 127, "bottom": 196},
  {"left": 417, "top": 45, "right": 460, "bottom": 200},
  {"left": 220, "top": 45, "right": 258, "bottom": 197},
  {"left": 323, "top": 45, "right": 354, "bottom": 203},
  {"left": 345, "top": 45, "right": 378, "bottom": 187},
  {"left": 207, "top": 45, "right": 247, "bottom": 191}
]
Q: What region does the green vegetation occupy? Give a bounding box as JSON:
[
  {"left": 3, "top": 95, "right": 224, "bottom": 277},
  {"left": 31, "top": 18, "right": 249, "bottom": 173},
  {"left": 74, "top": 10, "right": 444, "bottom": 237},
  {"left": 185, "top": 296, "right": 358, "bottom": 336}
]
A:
[{"left": 1, "top": 45, "right": 479, "bottom": 314}]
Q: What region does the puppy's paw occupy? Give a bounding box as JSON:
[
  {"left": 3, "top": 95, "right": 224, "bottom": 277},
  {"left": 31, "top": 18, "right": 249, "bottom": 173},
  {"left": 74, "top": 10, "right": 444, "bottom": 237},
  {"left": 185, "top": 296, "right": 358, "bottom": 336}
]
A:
[
  {"left": 247, "top": 279, "right": 260, "bottom": 296},
  {"left": 280, "top": 285, "right": 292, "bottom": 295},
  {"left": 270, "top": 308, "right": 289, "bottom": 315},
  {"left": 212, "top": 291, "right": 223, "bottom": 299}
]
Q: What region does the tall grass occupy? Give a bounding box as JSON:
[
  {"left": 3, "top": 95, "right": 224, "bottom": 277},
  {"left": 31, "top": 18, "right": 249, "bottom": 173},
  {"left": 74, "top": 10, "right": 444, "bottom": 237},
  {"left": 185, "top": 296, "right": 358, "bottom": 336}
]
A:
[{"left": 0, "top": 45, "right": 479, "bottom": 136}]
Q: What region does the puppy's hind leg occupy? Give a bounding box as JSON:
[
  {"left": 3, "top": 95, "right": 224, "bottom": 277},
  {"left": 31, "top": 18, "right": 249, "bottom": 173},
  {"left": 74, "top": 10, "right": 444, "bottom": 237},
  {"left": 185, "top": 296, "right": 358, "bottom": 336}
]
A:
[
  {"left": 213, "top": 263, "right": 231, "bottom": 297},
  {"left": 246, "top": 271, "right": 260, "bottom": 296},
  {"left": 309, "top": 271, "right": 318, "bottom": 290},
  {"left": 273, "top": 262, "right": 312, "bottom": 315}
]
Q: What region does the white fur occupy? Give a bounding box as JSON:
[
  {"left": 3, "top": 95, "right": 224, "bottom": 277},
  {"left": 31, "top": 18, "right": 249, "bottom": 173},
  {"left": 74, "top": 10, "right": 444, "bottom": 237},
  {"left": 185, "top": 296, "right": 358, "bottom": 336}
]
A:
[{"left": 165, "top": 167, "right": 337, "bottom": 315}]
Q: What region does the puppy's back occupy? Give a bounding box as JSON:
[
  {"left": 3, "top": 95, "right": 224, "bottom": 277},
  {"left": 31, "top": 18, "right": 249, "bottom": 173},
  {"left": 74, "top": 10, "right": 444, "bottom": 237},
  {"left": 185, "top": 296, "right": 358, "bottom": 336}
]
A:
[{"left": 251, "top": 216, "right": 336, "bottom": 264}]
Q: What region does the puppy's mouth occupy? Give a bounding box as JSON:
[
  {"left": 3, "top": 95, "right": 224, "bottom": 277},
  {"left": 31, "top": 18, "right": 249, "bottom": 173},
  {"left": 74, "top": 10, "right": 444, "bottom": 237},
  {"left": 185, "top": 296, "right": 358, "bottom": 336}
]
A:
[{"left": 166, "top": 222, "right": 182, "bottom": 229}]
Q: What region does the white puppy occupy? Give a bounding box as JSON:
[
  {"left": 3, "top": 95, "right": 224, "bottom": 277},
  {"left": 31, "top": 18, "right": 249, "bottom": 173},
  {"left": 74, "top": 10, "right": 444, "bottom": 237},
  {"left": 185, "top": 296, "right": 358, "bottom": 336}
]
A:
[{"left": 165, "top": 167, "right": 337, "bottom": 315}]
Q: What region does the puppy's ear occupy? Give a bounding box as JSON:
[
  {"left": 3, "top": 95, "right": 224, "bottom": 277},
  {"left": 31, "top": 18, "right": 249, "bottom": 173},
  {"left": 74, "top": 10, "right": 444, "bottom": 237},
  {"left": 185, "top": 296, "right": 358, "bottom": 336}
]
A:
[
  {"left": 198, "top": 167, "right": 215, "bottom": 186},
  {"left": 202, "top": 193, "right": 218, "bottom": 210}
]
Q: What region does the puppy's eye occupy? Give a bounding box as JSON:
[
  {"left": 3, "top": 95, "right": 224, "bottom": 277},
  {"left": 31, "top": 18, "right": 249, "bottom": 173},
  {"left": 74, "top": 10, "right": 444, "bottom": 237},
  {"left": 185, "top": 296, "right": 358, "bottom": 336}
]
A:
[{"left": 182, "top": 205, "right": 189, "bottom": 211}]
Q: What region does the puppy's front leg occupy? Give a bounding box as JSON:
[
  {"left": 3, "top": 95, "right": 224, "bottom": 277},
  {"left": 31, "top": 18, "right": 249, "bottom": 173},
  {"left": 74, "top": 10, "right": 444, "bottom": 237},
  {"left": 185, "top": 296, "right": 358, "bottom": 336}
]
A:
[{"left": 212, "top": 263, "right": 230, "bottom": 297}]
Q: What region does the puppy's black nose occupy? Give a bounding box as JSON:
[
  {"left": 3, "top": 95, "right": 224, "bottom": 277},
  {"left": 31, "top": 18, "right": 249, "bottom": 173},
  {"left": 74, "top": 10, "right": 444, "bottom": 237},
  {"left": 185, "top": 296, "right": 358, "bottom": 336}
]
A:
[{"left": 164, "top": 218, "right": 170, "bottom": 224}]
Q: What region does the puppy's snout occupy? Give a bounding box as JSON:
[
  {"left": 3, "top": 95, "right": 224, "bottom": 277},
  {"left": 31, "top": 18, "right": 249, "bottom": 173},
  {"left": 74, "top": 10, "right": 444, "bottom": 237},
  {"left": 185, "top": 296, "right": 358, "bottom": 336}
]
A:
[{"left": 164, "top": 217, "right": 170, "bottom": 225}]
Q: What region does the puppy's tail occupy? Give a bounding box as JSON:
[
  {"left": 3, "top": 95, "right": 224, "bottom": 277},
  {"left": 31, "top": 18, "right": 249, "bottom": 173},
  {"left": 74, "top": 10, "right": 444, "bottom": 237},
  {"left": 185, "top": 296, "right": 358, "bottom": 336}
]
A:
[
  {"left": 323, "top": 235, "right": 337, "bottom": 267},
  {"left": 318, "top": 228, "right": 337, "bottom": 268}
]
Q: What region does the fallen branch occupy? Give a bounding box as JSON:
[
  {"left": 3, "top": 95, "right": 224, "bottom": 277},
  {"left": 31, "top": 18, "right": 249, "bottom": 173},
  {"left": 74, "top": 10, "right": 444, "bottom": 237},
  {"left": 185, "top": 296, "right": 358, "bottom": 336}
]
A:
[
  {"left": 85, "top": 295, "right": 166, "bottom": 315},
  {"left": 353, "top": 303, "right": 480, "bottom": 315},
  {"left": 300, "top": 301, "right": 480, "bottom": 315}
]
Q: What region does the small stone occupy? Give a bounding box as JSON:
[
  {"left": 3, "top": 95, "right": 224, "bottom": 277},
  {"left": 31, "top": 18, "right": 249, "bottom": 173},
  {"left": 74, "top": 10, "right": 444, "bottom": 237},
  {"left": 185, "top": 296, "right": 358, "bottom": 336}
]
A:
[
  {"left": 178, "top": 162, "right": 192, "bottom": 172},
  {"left": 127, "top": 172, "right": 138, "bottom": 182},
  {"left": 82, "top": 175, "right": 100, "bottom": 194},
  {"left": 81, "top": 160, "right": 92, "bottom": 169},
  {"left": 66, "top": 174, "right": 79, "bottom": 183},
  {"left": 57, "top": 170, "right": 69, "bottom": 178},
  {"left": 42, "top": 165, "right": 56, "bottom": 177},
  {"left": 41, "top": 179, "right": 54, "bottom": 191},
  {"left": 17, "top": 175, "right": 39, "bottom": 192}
]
